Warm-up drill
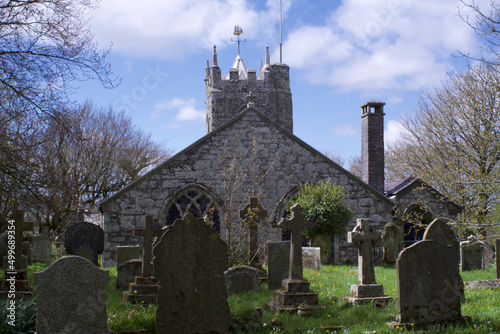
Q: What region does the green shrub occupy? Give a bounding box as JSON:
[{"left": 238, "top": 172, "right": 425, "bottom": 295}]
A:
[{"left": 286, "top": 179, "right": 354, "bottom": 237}]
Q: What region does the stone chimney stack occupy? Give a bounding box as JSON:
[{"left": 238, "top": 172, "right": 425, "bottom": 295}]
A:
[{"left": 361, "top": 100, "right": 385, "bottom": 193}]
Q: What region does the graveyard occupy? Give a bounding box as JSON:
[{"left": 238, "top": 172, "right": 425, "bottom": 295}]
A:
[{"left": 1, "top": 209, "right": 500, "bottom": 333}]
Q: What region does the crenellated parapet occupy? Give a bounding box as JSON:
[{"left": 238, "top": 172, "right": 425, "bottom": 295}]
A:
[{"left": 205, "top": 46, "right": 293, "bottom": 133}]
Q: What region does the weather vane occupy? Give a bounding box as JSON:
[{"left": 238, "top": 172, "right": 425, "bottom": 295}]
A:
[{"left": 231, "top": 25, "right": 246, "bottom": 55}]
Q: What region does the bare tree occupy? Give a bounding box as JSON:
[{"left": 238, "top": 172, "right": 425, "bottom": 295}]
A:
[
  {"left": 386, "top": 64, "right": 500, "bottom": 236},
  {"left": 25, "top": 101, "right": 170, "bottom": 231}
]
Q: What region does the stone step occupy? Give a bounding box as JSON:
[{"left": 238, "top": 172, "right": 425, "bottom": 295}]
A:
[
  {"left": 127, "top": 283, "right": 159, "bottom": 295},
  {"left": 281, "top": 278, "right": 311, "bottom": 292},
  {"left": 274, "top": 290, "right": 318, "bottom": 305}
]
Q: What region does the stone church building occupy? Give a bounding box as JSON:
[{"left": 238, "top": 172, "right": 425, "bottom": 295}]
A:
[{"left": 101, "top": 47, "right": 403, "bottom": 267}]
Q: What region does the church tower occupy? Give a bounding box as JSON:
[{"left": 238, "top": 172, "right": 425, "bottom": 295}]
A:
[{"left": 205, "top": 46, "right": 293, "bottom": 133}]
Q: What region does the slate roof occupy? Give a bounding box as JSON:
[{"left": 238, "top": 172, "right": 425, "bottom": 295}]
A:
[{"left": 384, "top": 177, "right": 418, "bottom": 196}]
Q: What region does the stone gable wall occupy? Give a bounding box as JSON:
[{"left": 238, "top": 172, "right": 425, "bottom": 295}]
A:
[{"left": 101, "top": 112, "right": 394, "bottom": 267}]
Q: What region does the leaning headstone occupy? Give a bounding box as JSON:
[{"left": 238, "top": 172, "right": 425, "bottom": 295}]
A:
[
  {"left": 381, "top": 222, "right": 402, "bottom": 265},
  {"left": 124, "top": 215, "right": 160, "bottom": 304},
  {"left": 240, "top": 197, "right": 268, "bottom": 277},
  {"left": 344, "top": 218, "right": 392, "bottom": 305},
  {"left": 460, "top": 236, "right": 485, "bottom": 271},
  {"left": 64, "top": 221, "right": 104, "bottom": 266},
  {"left": 269, "top": 204, "right": 319, "bottom": 312},
  {"left": 393, "top": 240, "right": 465, "bottom": 327},
  {"left": 302, "top": 247, "right": 321, "bottom": 271},
  {"left": 496, "top": 239, "right": 500, "bottom": 279},
  {"left": 224, "top": 266, "right": 261, "bottom": 295},
  {"left": 266, "top": 241, "right": 290, "bottom": 290},
  {"left": 34, "top": 256, "right": 109, "bottom": 334},
  {"left": 31, "top": 234, "right": 52, "bottom": 262},
  {"left": 154, "top": 212, "right": 230, "bottom": 333},
  {"left": 0, "top": 210, "right": 34, "bottom": 298}
]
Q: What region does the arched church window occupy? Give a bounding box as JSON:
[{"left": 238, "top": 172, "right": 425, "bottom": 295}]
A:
[
  {"left": 164, "top": 186, "right": 221, "bottom": 233},
  {"left": 402, "top": 205, "right": 433, "bottom": 247}
]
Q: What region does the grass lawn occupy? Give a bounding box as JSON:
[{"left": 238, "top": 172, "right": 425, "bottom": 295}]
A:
[{"left": 1, "top": 259, "right": 499, "bottom": 333}]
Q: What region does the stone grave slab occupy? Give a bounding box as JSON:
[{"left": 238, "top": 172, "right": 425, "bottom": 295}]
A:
[
  {"left": 31, "top": 234, "right": 52, "bottom": 262},
  {"left": 302, "top": 247, "right": 321, "bottom": 271},
  {"left": 64, "top": 221, "right": 104, "bottom": 266},
  {"left": 117, "top": 259, "right": 143, "bottom": 290},
  {"left": 266, "top": 241, "right": 290, "bottom": 290},
  {"left": 393, "top": 240, "right": 466, "bottom": 328},
  {"left": 116, "top": 245, "right": 140, "bottom": 267},
  {"left": 224, "top": 266, "right": 261, "bottom": 295},
  {"left": 460, "top": 236, "right": 484, "bottom": 271},
  {"left": 154, "top": 212, "right": 230, "bottom": 334},
  {"left": 34, "top": 256, "right": 109, "bottom": 334},
  {"left": 381, "top": 222, "right": 402, "bottom": 264},
  {"left": 345, "top": 218, "right": 392, "bottom": 305}
]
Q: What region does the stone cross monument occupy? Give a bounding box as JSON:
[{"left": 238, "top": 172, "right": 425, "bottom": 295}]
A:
[
  {"left": 345, "top": 218, "right": 392, "bottom": 305},
  {"left": 134, "top": 215, "right": 161, "bottom": 277},
  {"left": 278, "top": 204, "right": 314, "bottom": 280},
  {"left": 269, "top": 204, "right": 320, "bottom": 312},
  {"left": 239, "top": 197, "right": 267, "bottom": 267}
]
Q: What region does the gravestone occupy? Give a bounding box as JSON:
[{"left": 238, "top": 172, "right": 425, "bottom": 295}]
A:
[
  {"left": 154, "top": 212, "right": 230, "bottom": 333},
  {"left": 116, "top": 245, "right": 141, "bottom": 290},
  {"left": 31, "top": 234, "right": 52, "bottom": 262},
  {"left": 64, "top": 221, "right": 104, "bottom": 266},
  {"left": 0, "top": 210, "right": 34, "bottom": 298},
  {"left": 117, "top": 259, "right": 143, "bottom": 290},
  {"left": 497, "top": 239, "right": 500, "bottom": 278},
  {"left": 269, "top": 204, "right": 319, "bottom": 312},
  {"left": 224, "top": 266, "right": 261, "bottom": 295},
  {"left": 124, "top": 215, "right": 160, "bottom": 304},
  {"left": 266, "top": 240, "right": 290, "bottom": 290},
  {"left": 302, "top": 247, "right": 321, "bottom": 271},
  {"left": 381, "top": 222, "right": 402, "bottom": 264},
  {"left": 460, "top": 236, "right": 485, "bottom": 271},
  {"left": 345, "top": 218, "right": 392, "bottom": 305},
  {"left": 34, "top": 256, "right": 109, "bottom": 334},
  {"left": 394, "top": 240, "right": 465, "bottom": 327},
  {"left": 240, "top": 197, "right": 268, "bottom": 276},
  {"left": 423, "top": 218, "right": 464, "bottom": 301},
  {"left": 54, "top": 234, "right": 65, "bottom": 248}
]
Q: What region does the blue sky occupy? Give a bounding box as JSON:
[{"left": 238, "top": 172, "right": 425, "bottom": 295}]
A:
[{"left": 75, "top": 0, "right": 487, "bottom": 164}]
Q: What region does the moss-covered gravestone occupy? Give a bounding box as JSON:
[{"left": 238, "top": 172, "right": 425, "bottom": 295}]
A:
[{"left": 154, "top": 212, "right": 230, "bottom": 333}]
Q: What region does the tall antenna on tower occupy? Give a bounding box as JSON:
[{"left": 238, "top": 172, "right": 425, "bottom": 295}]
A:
[
  {"left": 280, "top": 0, "right": 283, "bottom": 63},
  {"left": 231, "top": 25, "right": 246, "bottom": 55}
]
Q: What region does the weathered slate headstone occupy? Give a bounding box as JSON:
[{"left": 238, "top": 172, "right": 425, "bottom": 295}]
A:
[
  {"left": 31, "top": 234, "right": 52, "bottom": 262},
  {"left": 266, "top": 241, "right": 290, "bottom": 290},
  {"left": 116, "top": 245, "right": 141, "bottom": 290},
  {"left": 116, "top": 245, "right": 140, "bottom": 267},
  {"left": 395, "top": 240, "right": 464, "bottom": 326},
  {"left": 270, "top": 204, "right": 319, "bottom": 311},
  {"left": 345, "top": 218, "right": 392, "bottom": 305},
  {"left": 34, "top": 256, "right": 109, "bottom": 334},
  {"left": 381, "top": 222, "right": 402, "bottom": 264},
  {"left": 154, "top": 212, "right": 230, "bottom": 333},
  {"left": 224, "top": 266, "right": 261, "bottom": 295},
  {"left": 423, "top": 218, "right": 464, "bottom": 301},
  {"left": 496, "top": 239, "right": 500, "bottom": 279},
  {"left": 460, "top": 236, "right": 485, "bottom": 271},
  {"left": 240, "top": 197, "right": 268, "bottom": 268},
  {"left": 64, "top": 221, "right": 104, "bottom": 266},
  {"left": 302, "top": 247, "right": 321, "bottom": 271}
]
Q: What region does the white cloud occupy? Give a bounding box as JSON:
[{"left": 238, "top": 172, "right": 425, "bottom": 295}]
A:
[
  {"left": 153, "top": 98, "right": 204, "bottom": 122},
  {"left": 333, "top": 123, "right": 358, "bottom": 136},
  {"left": 88, "top": 0, "right": 289, "bottom": 59},
  {"left": 385, "top": 120, "right": 409, "bottom": 146},
  {"left": 278, "top": 0, "right": 485, "bottom": 94}
]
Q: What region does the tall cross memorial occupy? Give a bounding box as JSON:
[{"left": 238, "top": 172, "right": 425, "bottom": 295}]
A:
[
  {"left": 239, "top": 197, "right": 267, "bottom": 267},
  {"left": 134, "top": 215, "right": 161, "bottom": 277},
  {"left": 269, "top": 204, "right": 319, "bottom": 311},
  {"left": 345, "top": 218, "right": 392, "bottom": 305},
  {"left": 278, "top": 204, "right": 314, "bottom": 280}
]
